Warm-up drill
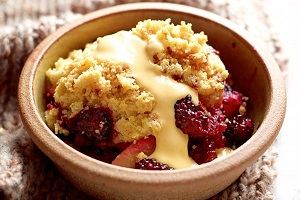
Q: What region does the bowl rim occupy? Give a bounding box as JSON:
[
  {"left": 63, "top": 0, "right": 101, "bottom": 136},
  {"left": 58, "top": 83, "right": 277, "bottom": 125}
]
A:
[{"left": 18, "top": 2, "right": 286, "bottom": 185}]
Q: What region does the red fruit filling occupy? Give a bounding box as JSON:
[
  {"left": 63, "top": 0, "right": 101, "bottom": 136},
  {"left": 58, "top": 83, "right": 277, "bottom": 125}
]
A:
[
  {"left": 222, "top": 84, "right": 243, "bottom": 117},
  {"left": 47, "top": 83, "right": 254, "bottom": 169},
  {"left": 223, "top": 115, "right": 254, "bottom": 148},
  {"left": 46, "top": 84, "right": 61, "bottom": 110},
  {"left": 174, "top": 94, "right": 227, "bottom": 140},
  {"left": 174, "top": 84, "right": 254, "bottom": 165},
  {"left": 63, "top": 107, "right": 115, "bottom": 147},
  {"left": 135, "top": 158, "right": 174, "bottom": 170},
  {"left": 175, "top": 95, "right": 227, "bottom": 164},
  {"left": 112, "top": 135, "right": 156, "bottom": 168},
  {"left": 53, "top": 106, "right": 127, "bottom": 163}
]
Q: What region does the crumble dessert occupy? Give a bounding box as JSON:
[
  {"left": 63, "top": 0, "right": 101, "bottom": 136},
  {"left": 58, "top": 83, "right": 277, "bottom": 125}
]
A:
[{"left": 45, "top": 19, "right": 254, "bottom": 170}]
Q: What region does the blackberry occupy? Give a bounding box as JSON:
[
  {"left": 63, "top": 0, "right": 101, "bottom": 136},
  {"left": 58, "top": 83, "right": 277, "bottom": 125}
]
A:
[
  {"left": 174, "top": 95, "right": 227, "bottom": 141},
  {"left": 224, "top": 115, "right": 254, "bottom": 147},
  {"left": 188, "top": 149, "right": 217, "bottom": 164},
  {"left": 135, "top": 158, "right": 174, "bottom": 170},
  {"left": 64, "top": 107, "right": 115, "bottom": 147},
  {"left": 174, "top": 95, "right": 228, "bottom": 164}
]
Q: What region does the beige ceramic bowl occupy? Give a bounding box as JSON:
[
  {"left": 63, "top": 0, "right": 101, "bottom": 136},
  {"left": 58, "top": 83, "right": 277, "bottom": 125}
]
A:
[{"left": 18, "top": 2, "right": 286, "bottom": 200}]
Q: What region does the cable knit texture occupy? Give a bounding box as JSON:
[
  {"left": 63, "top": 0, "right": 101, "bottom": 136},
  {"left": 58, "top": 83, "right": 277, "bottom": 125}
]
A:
[{"left": 0, "top": 0, "right": 287, "bottom": 199}]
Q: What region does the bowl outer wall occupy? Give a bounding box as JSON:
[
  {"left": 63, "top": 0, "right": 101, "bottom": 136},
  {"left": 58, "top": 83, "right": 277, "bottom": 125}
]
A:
[{"left": 18, "top": 2, "right": 286, "bottom": 200}]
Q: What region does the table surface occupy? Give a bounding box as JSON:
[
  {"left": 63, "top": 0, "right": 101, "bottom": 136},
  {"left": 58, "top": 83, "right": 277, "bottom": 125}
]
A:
[{"left": 265, "top": 0, "right": 300, "bottom": 199}]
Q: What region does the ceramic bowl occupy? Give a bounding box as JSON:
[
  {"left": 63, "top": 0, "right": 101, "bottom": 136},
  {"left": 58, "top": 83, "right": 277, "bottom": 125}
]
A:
[{"left": 18, "top": 2, "right": 286, "bottom": 200}]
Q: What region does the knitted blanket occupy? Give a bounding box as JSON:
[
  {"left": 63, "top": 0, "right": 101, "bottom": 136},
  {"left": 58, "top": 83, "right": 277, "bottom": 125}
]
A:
[{"left": 0, "top": 0, "right": 287, "bottom": 199}]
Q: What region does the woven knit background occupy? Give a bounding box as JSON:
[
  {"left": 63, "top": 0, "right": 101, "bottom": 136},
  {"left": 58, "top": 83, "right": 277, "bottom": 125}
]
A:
[{"left": 0, "top": 0, "right": 287, "bottom": 199}]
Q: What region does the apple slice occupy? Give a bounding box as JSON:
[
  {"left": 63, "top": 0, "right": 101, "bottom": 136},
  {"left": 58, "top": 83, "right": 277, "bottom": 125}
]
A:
[{"left": 112, "top": 135, "right": 156, "bottom": 168}]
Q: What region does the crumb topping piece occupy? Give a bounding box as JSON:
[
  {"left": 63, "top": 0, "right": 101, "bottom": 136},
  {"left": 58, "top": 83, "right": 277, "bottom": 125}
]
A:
[{"left": 132, "top": 19, "right": 228, "bottom": 107}]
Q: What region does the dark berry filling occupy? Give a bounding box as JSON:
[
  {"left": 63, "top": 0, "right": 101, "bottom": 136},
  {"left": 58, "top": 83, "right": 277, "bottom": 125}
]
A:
[
  {"left": 174, "top": 95, "right": 227, "bottom": 140},
  {"left": 80, "top": 146, "right": 122, "bottom": 164},
  {"left": 55, "top": 106, "right": 126, "bottom": 163},
  {"left": 222, "top": 84, "right": 243, "bottom": 117},
  {"left": 46, "top": 84, "right": 61, "bottom": 111},
  {"left": 174, "top": 84, "right": 254, "bottom": 165},
  {"left": 135, "top": 158, "right": 174, "bottom": 170},
  {"left": 64, "top": 107, "right": 115, "bottom": 146},
  {"left": 46, "top": 82, "right": 254, "bottom": 169},
  {"left": 175, "top": 95, "right": 227, "bottom": 164},
  {"left": 223, "top": 115, "right": 254, "bottom": 148}
]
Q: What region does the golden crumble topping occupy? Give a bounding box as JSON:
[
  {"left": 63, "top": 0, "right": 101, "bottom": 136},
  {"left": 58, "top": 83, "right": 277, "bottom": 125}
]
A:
[
  {"left": 132, "top": 19, "right": 228, "bottom": 106},
  {"left": 45, "top": 19, "right": 228, "bottom": 143}
]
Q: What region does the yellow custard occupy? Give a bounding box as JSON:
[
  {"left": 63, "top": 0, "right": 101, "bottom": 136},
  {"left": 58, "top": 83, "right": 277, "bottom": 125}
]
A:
[{"left": 94, "top": 31, "right": 198, "bottom": 168}]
